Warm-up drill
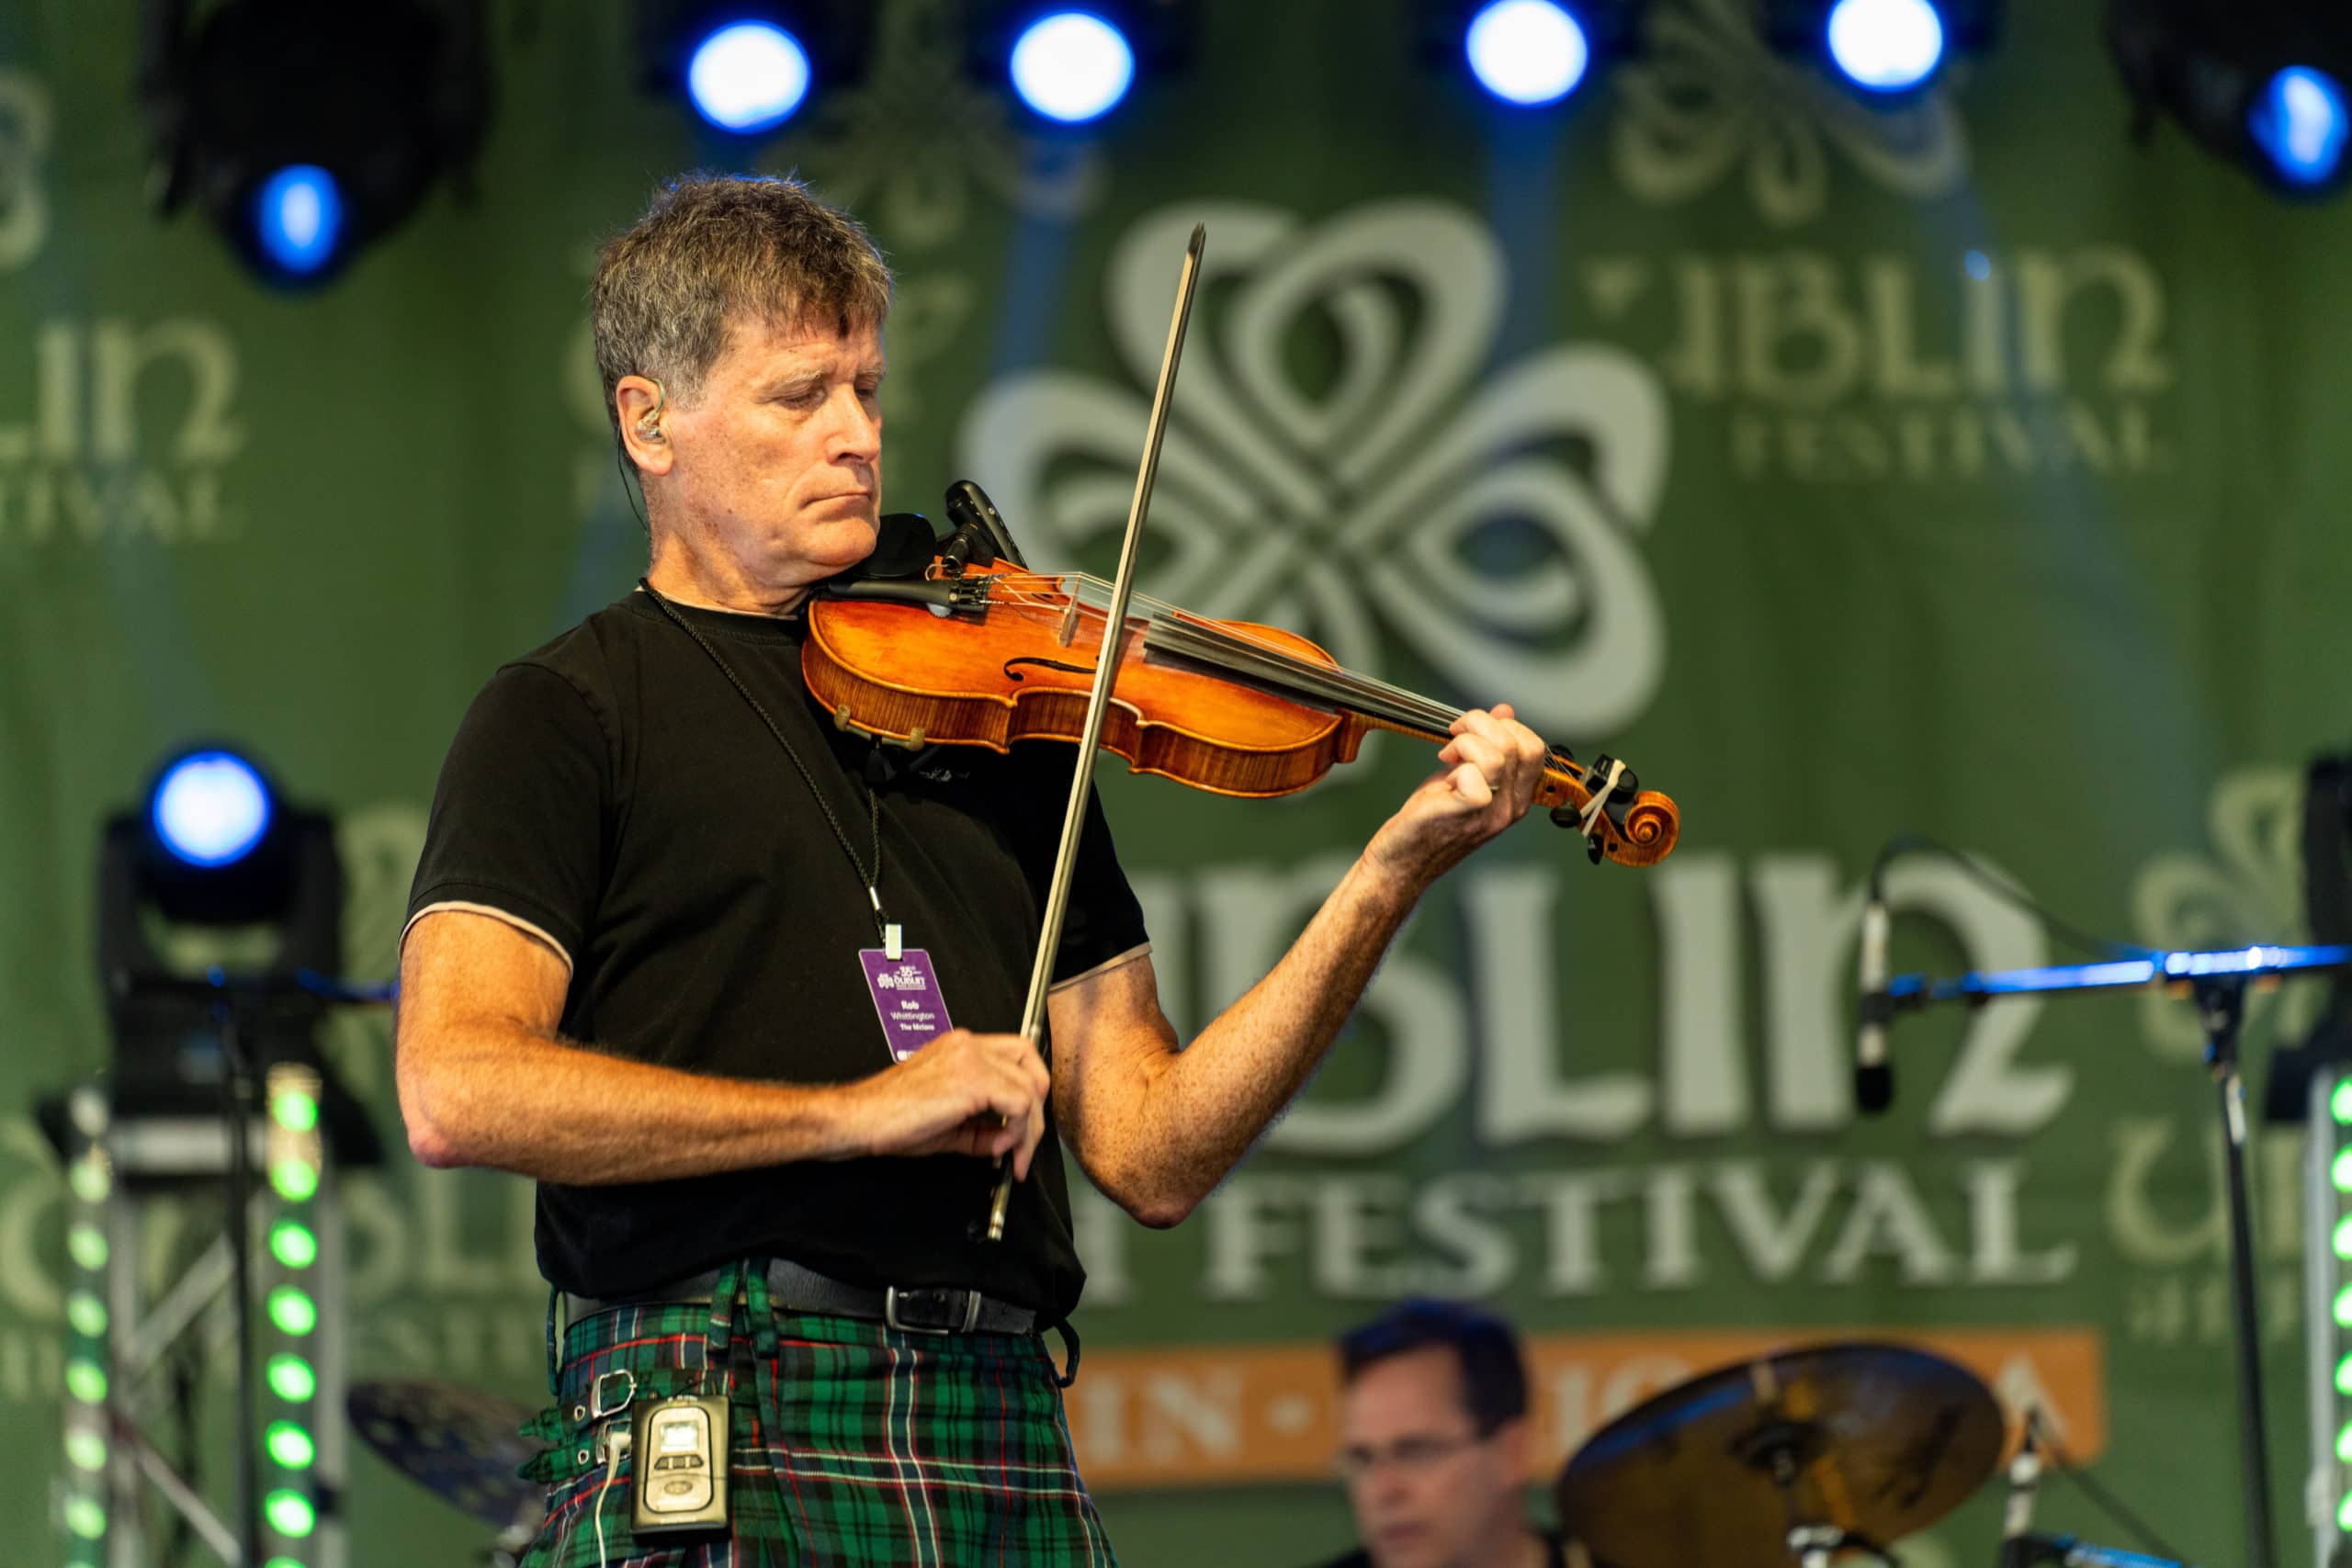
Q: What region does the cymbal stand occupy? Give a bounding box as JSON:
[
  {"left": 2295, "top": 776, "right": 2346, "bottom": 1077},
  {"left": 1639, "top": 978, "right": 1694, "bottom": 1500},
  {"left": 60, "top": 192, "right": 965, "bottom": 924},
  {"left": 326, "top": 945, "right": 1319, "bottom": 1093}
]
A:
[
  {"left": 1738, "top": 1412, "right": 1898, "bottom": 1568},
  {"left": 1787, "top": 1524, "right": 1896, "bottom": 1568}
]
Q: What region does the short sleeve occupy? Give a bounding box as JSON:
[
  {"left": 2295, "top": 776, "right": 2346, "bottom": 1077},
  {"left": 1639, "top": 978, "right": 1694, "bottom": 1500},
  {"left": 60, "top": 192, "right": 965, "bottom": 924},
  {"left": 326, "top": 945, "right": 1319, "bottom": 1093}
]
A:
[
  {"left": 403, "top": 661, "right": 610, "bottom": 971},
  {"left": 1048, "top": 784, "right": 1150, "bottom": 985}
]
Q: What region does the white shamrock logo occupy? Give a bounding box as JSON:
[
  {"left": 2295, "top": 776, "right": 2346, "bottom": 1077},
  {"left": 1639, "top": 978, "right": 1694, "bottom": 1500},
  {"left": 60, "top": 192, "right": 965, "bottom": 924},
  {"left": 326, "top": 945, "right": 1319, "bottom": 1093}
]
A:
[
  {"left": 956, "top": 199, "right": 1669, "bottom": 739},
  {"left": 2132, "top": 767, "right": 2324, "bottom": 1061},
  {"left": 0, "top": 69, "right": 54, "bottom": 270},
  {"left": 1611, "top": 0, "right": 1967, "bottom": 227}
]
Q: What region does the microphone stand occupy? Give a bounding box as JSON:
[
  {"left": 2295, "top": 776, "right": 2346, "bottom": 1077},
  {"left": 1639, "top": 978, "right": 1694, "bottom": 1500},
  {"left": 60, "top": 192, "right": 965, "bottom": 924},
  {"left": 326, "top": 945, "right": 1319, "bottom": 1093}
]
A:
[
  {"left": 1872, "top": 942, "right": 2352, "bottom": 1568},
  {"left": 2004, "top": 1534, "right": 2201, "bottom": 1568}
]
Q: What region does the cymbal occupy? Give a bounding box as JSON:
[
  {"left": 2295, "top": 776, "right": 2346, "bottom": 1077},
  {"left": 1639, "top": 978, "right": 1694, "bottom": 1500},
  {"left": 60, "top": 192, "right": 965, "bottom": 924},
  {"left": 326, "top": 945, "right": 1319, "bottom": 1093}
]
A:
[
  {"left": 347, "top": 1379, "right": 548, "bottom": 1530},
  {"left": 1555, "top": 1341, "right": 2005, "bottom": 1568}
]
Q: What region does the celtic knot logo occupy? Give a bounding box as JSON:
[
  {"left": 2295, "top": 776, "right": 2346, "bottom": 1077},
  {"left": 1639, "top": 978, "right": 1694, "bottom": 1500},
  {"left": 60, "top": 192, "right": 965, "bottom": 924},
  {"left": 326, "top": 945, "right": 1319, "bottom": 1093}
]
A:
[
  {"left": 956, "top": 199, "right": 1669, "bottom": 739},
  {"left": 0, "top": 68, "right": 54, "bottom": 270},
  {"left": 797, "top": 0, "right": 1100, "bottom": 250},
  {"left": 1611, "top": 0, "right": 1967, "bottom": 227}
]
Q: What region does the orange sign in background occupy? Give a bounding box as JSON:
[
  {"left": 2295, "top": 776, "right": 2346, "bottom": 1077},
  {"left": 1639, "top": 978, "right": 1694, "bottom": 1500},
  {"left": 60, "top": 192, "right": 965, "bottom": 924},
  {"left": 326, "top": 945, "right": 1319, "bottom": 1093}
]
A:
[{"left": 1066, "top": 1326, "right": 2106, "bottom": 1491}]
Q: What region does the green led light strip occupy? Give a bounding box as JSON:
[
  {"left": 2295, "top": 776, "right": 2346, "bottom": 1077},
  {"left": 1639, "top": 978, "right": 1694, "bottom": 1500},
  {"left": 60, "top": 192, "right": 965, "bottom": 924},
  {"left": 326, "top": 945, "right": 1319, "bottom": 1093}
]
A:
[
  {"left": 260, "top": 1063, "right": 328, "bottom": 1562},
  {"left": 61, "top": 1112, "right": 112, "bottom": 1562}
]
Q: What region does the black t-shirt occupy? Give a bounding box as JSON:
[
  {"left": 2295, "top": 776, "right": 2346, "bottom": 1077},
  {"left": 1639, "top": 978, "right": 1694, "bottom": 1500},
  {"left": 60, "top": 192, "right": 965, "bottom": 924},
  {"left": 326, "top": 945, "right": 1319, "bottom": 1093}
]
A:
[{"left": 403, "top": 591, "right": 1149, "bottom": 1315}]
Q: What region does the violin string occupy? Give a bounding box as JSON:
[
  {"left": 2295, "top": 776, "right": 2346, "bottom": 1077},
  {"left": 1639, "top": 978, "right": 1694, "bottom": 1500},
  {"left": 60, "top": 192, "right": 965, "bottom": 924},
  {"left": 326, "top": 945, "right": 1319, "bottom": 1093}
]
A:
[
  {"left": 1138, "top": 615, "right": 1416, "bottom": 724},
  {"left": 1119, "top": 579, "right": 1464, "bottom": 722},
  {"left": 994, "top": 571, "right": 1454, "bottom": 732},
  {"left": 1144, "top": 615, "right": 1456, "bottom": 733},
  {"left": 978, "top": 570, "right": 1590, "bottom": 788},
  {"left": 988, "top": 571, "right": 1466, "bottom": 732}
]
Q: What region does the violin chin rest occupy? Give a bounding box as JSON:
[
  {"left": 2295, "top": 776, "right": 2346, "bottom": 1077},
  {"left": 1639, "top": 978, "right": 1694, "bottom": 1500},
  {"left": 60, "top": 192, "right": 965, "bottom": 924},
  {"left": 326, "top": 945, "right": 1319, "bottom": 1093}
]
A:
[{"left": 845, "top": 512, "right": 939, "bottom": 582}]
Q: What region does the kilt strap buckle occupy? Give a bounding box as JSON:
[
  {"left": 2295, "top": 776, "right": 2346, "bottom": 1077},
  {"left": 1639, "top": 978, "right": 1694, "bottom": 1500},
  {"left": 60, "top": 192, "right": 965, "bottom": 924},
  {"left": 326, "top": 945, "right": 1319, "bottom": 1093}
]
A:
[
  {"left": 884, "top": 1285, "right": 982, "bottom": 1335},
  {"left": 591, "top": 1369, "right": 638, "bottom": 1420}
]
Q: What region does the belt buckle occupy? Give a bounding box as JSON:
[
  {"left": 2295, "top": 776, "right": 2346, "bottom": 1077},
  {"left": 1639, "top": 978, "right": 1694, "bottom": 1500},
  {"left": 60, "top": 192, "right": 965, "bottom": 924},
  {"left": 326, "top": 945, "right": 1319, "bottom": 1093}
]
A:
[
  {"left": 591, "top": 1369, "right": 638, "bottom": 1420},
  {"left": 885, "top": 1285, "right": 980, "bottom": 1335}
]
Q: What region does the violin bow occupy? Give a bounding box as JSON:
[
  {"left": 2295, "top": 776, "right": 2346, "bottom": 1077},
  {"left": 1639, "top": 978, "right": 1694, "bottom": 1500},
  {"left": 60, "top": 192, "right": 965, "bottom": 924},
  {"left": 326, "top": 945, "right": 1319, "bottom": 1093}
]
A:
[{"left": 985, "top": 223, "right": 1206, "bottom": 1243}]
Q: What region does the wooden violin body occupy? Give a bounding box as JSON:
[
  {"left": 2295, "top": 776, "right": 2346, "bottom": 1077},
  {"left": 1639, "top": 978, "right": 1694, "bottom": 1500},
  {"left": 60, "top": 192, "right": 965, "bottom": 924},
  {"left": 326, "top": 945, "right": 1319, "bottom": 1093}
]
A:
[{"left": 806, "top": 558, "right": 1679, "bottom": 868}]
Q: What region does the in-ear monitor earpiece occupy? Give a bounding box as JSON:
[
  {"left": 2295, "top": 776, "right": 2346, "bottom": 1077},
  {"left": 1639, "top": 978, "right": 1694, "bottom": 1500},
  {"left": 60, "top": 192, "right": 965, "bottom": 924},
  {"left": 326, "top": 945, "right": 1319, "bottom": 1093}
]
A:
[{"left": 635, "top": 377, "right": 668, "bottom": 442}]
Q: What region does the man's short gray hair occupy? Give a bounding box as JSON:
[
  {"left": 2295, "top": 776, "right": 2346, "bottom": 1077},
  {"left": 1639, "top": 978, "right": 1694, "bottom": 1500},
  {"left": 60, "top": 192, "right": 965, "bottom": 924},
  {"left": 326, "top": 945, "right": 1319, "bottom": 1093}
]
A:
[{"left": 591, "top": 173, "right": 893, "bottom": 439}]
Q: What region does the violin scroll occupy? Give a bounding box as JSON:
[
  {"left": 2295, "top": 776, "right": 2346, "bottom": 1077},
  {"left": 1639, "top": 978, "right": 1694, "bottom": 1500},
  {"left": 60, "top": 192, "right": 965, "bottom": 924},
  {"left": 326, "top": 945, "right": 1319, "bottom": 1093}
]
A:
[{"left": 1540, "top": 752, "right": 1679, "bottom": 869}]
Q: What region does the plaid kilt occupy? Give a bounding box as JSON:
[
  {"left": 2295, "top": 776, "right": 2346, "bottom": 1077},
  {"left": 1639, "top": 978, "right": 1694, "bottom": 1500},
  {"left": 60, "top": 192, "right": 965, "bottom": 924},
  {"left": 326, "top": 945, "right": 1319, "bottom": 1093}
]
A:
[{"left": 518, "top": 1264, "right": 1117, "bottom": 1567}]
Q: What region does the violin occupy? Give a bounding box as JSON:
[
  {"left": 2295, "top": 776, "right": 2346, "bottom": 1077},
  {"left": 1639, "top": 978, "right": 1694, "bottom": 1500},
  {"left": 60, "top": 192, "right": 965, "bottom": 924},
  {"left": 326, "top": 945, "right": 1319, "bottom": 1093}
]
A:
[{"left": 808, "top": 494, "right": 1679, "bottom": 869}]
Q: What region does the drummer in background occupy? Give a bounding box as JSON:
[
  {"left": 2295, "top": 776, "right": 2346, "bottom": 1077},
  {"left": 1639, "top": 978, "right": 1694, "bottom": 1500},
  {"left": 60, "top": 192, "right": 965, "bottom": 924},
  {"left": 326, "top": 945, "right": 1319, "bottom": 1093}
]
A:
[{"left": 1317, "top": 1299, "right": 1568, "bottom": 1568}]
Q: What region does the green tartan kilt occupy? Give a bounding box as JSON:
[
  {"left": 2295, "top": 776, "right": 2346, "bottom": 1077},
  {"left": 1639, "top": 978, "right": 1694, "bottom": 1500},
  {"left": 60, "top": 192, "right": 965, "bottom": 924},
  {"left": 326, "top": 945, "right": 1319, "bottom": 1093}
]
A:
[{"left": 518, "top": 1267, "right": 1118, "bottom": 1568}]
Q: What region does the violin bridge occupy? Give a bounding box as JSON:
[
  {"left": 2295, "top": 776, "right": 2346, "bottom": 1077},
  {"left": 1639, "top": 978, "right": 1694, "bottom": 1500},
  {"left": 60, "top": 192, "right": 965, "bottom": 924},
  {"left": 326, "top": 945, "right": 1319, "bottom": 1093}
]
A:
[{"left": 1056, "top": 596, "right": 1080, "bottom": 648}]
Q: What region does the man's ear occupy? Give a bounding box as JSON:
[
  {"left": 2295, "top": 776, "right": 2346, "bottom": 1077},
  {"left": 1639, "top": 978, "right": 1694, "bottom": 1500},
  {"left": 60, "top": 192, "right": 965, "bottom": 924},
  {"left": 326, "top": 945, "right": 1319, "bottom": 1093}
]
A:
[
  {"left": 616, "top": 375, "right": 674, "bottom": 478},
  {"left": 1496, "top": 1416, "right": 1534, "bottom": 1485}
]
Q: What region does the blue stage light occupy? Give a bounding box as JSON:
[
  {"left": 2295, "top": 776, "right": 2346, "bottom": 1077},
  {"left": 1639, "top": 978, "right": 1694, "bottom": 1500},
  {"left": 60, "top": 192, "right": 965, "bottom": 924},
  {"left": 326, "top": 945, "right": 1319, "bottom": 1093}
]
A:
[
  {"left": 151, "top": 751, "right": 274, "bottom": 869},
  {"left": 685, "top": 20, "right": 812, "bottom": 132},
  {"left": 253, "top": 166, "right": 345, "bottom": 278},
  {"left": 1008, "top": 10, "right": 1136, "bottom": 123},
  {"left": 1464, "top": 0, "right": 1591, "bottom": 106},
  {"left": 1825, "top": 0, "right": 1946, "bottom": 93},
  {"left": 2251, "top": 66, "right": 2350, "bottom": 188}
]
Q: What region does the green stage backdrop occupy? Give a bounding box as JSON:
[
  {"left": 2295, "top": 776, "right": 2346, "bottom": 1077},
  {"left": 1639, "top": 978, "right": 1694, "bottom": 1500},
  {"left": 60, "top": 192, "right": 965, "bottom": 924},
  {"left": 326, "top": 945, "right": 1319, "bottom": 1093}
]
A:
[{"left": 6, "top": 0, "right": 2352, "bottom": 1563}]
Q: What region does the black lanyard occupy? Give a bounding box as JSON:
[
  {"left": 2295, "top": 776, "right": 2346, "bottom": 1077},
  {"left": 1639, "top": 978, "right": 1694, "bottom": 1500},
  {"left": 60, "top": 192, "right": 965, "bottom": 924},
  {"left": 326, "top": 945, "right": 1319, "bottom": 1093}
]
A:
[{"left": 639, "top": 579, "right": 893, "bottom": 943}]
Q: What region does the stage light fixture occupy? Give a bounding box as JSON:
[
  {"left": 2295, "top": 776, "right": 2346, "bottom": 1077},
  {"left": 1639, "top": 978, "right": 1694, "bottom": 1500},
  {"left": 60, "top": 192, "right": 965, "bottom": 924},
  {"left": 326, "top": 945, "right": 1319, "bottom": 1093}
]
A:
[
  {"left": 1825, "top": 0, "right": 1946, "bottom": 91},
  {"left": 2109, "top": 1, "right": 2352, "bottom": 196},
  {"left": 1009, "top": 11, "right": 1136, "bottom": 123},
  {"left": 971, "top": 2, "right": 1190, "bottom": 127},
  {"left": 1465, "top": 0, "right": 1591, "bottom": 105},
  {"left": 140, "top": 0, "right": 491, "bottom": 288},
  {"left": 1416, "top": 0, "right": 1635, "bottom": 110},
  {"left": 686, "top": 20, "right": 812, "bottom": 131},
  {"left": 252, "top": 166, "right": 345, "bottom": 279},
  {"left": 2250, "top": 65, "right": 2350, "bottom": 186},
  {"left": 151, "top": 749, "right": 274, "bottom": 870},
  {"left": 1765, "top": 0, "right": 1995, "bottom": 98},
  {"left": 98, "top": 744, "right": 368, "bottom": 1150},
  {"left": 636, "top": 4, "right": 873, "bottom": 134}
]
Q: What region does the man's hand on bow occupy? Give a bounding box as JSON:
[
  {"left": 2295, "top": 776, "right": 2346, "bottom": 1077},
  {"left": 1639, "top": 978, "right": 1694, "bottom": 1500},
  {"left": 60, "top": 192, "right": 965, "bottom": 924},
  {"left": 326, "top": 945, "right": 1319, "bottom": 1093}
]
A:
[{"left": 841, "top": 1029, "right": 1053, "bottom": 1179}]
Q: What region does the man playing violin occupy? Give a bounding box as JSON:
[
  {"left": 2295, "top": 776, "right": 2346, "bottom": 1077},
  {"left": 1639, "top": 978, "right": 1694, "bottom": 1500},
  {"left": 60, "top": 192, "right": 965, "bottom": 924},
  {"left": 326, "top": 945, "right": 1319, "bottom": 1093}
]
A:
[{"left": 394, "top": 172, "right": 1551, "bottom": 1566}]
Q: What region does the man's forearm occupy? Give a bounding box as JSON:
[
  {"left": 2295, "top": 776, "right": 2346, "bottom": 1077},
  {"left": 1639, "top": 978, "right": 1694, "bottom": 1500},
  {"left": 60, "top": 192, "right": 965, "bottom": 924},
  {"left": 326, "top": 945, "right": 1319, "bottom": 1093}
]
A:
[
  {"left": 398, "top": 1022, "right": 858, "bottom": 1184},
  {"left": 1081, "top": 855, "right": 1423, "bottom": 1221}
]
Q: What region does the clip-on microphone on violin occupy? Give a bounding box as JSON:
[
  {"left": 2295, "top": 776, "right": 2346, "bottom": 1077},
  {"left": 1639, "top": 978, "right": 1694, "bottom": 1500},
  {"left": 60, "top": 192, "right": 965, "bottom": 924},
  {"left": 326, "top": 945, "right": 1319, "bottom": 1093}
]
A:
[
  {"left": 937, "top": 480, "right": 1028, "bottom": 579},
  {"left": 946, "top": 479, "right": 1028, "bottom": 570}
]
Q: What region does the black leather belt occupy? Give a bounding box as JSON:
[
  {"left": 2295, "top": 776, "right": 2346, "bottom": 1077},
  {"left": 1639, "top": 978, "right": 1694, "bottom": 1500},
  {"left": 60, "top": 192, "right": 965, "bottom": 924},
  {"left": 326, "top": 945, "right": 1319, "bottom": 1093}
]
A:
[{"left": 561, "top": 1258, "right": 1036, "bottom": 1337}]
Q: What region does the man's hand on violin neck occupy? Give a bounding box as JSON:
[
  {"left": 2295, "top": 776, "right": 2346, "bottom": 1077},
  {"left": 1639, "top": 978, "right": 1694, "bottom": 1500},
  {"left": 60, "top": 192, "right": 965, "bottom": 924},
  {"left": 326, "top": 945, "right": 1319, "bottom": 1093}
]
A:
[
  {"left": 839, "top": 1028, "right": 1052, "bottom": 1180},
  {"left": 1363, "top": 704, "right": 1548, "bottom": 889}
]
